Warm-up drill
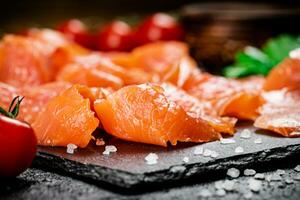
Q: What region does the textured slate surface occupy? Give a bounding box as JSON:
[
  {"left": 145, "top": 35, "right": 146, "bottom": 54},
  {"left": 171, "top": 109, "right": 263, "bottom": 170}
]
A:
[
  {"left": 2, "top": 167, "right": 300, "bottom": 200},
  {"left": 33, "top": 122, "right": 300, "bottom": 190}
]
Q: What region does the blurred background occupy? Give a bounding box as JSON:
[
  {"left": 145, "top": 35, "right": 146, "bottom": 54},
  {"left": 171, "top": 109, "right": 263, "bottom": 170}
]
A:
[{"left": 1, "top": 0, "right": 300, "bottom": 75}]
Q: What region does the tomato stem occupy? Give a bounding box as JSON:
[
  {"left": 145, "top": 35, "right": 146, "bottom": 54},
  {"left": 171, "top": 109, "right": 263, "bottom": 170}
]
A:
[{"left": 0, "top": 96, "right": 24, "bottom": 119}]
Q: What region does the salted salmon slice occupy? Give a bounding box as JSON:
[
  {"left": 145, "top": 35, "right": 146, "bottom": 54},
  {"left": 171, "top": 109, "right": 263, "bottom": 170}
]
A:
[
  {"left": 94, "top": 83, "right": 220, "bottom": 147},
  {"left": 26, "top": 28, "right": 72, "bottom": 55},
  {"left": 56, "top": 53, "right": 154, "bottom": 87},
  {"left": 264, "top": 58, "right": 300, "bottom": 91},
  {"left": 0, "top": 82, "right": 71, "bottom": 123},
  {"left": 160, "top": 83, "right": 237, "bottom": 135},
  {"left": 254, "top": 89, "right": 300, "bottom": 137},
  {"left": 32, "top": 85, "right": 100, "bottom": 147},
  {"left": 126, "top": 41, "right": 195, "bottom": 86},
  {"left": 183, "top": 70, "right": 264, "bottom": 120},
  {"left": 0, "top": 35, "right": 51, "bottom": 86}
]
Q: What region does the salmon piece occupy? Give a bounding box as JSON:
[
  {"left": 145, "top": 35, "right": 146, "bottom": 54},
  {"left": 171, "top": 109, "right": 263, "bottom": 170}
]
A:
[
  {"left": 56, "top": 53, "right": 154, "bottom": 87},
  {"left": 160, "top": 83, "right": 237, "bottom": 135},
  {"left": 254, "top": 90, "right": 300, "bottom": 137},
  {"left": 264, "top": 58, "right": 300, "bottom": 91},
  {"left": 126, "top": 41, "right": 196, "bottom": 86},
  {"left": 50, "top": 44, "right": 90, "bottom": 74},
  {"left": 183, "top": 71, "right": 264, "bottom": 120},
  {"left": 0, "top": 82, "right": 71, "bottom": 123},
  {"left": 32, "top": 85, "right": 100, "bottom": 147},
  {"left": 26, "top": 28, "right": 72, "bottom": 55},
  {"left": 56, "top": 62, "right": 124, "bottom": 89},
  {"left": 0, "top": 35, "right": 51, "bottom": 86},
  {"left": 94, "top": 83, "right": 220, "bottom": 147}
]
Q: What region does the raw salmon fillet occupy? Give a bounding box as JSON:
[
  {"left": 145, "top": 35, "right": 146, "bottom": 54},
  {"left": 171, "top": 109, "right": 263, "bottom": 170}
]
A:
[
  {"left": 126, "top": 41, "right": 196, "bottom": 86},
  {"left": 0, "top": 35, "right": 51, "bottom": 86},
  {"left": 32, "top": 85, "right": 100, "bottom": 147},
  {"left": 264, "top": 58, "right": 300, "bottom": 91},
  {"left": 255, "top": 58, "right": 300, "bottom": 137},
  {"left": 183, "top": 71, "right": 264, "bottom": 120},
  {"left": 254, "top": 90, "right": 300, "bottom": 137},
  {"left": 94, "top": 83, "right": 220, "bottom": 146},
  {"left": 160, "top": 83, "right": 237, "bottom": 135},
  {"left": 0, "top": 82, "right": 71, "bottom": 123},
  {"left": 56, "top": 53, "right": 154, "bottom": 88}
]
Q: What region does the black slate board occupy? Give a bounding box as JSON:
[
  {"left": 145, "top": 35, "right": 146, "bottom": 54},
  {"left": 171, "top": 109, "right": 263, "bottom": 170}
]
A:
[{"left": 33, "top": 122, "right": 300, "bottom": 190}]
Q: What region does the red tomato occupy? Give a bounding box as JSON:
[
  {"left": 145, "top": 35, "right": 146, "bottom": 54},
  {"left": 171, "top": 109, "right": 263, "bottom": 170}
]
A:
[
  {"left": 97, "top": 21, "right": 134, "bottom": 51},
  {"left": 135, "top": 13, "right": 184, "bottom": 45},
  {"left": 0, "top": 97, "right": 37, "bottom": 177},
  {"left": 56, "top": 19, "right": 95, "bottom": 49}
]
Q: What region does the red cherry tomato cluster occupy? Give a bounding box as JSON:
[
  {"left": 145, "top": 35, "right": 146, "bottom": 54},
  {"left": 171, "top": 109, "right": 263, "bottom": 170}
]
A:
[{"left": 56, "top": 13, "right": 184, "bottom": 51}]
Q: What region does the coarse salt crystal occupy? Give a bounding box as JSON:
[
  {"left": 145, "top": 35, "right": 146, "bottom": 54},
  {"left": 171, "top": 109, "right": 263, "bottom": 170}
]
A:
[
  {"left": 227, "top": 168, "right": 240, "bottom": 178},
  {"left": 103, "top": 145, "right": 117, "bottom": 155},
  {"left": 254, "top": 137, "right": 262, "bottom": 144},
  {"left": 102, "top": 150, "right": 110, "bottom": 155},
  {"left": 276, "top": 169, "right": 285, "bottom": 175},
  {"left": 198, "top": 189, "right": 212, "bottom": 197},
  {"left": 203, "top": 149, "right": 212, "bottom": 157},
  {"left": 293, "top": 174, "right": 300, "bottom": 181},
  {"left": 220, "top": 138, "right": 236, "bottom": 144},
  {"left": 243, "top": 191, "right": 253, "bottom": 199},
  {"left": 210, "top": 151, "right": 219, "bottom": 158},
  {"left": 214, "top": 181, "right": 224, "bottom": 190},
  {"left": 223, "top": 180, "right": 235, "bottom": 191},
  {"left": 285, "top": 178, "right": 294, "bottom": 184},
  {"left": 248, "top": 178, "right": 262, "bottom": 192},
  {"left": 145, "top": 153, "right": 158, "bottom": 165},
  {"left": 66, "top": 143, "right": 77, "bottom": 154},
  {"left": 270, "top": 174, "right": 282, "bottom": 181},
  {"left": 183, "top": 157, "right": 189, "bottom": 163},
  {"left": 105, "top": 145, "right": 117, "bottom": 152},
  {"left": 193, "top": 146, "right": 204, "bottom": 155},
  {"left": 244, "top": 169, "right": 256, "bottom": 176},
  {"left": 254, "top": 173, "right": 265, "bottom": 180},
  {"left": 294, "top": 165, "right": 300, "bottom": 172},
  {"left": 215, "top": 189, "right": 226, "bottom": 196},
  {"left": 240, "top": 129, "right": 252, "bottom": 139},
  {"left": 235, "top": 146, "right": 244, "bottom": 154}
]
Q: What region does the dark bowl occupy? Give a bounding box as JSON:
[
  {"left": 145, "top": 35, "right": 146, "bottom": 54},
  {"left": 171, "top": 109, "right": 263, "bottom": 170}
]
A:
[{"left": 181, "top": 2, "right": 300, "bottom": 74}]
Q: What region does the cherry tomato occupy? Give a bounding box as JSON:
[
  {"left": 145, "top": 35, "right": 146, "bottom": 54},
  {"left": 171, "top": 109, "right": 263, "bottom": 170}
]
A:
[
  {"left": 56, "top": 19, "right": 95, "bottom": 49},
  {"left": 97, "top": 21, "right": 134, "bottom": 51},
  {"left": 0, "top": 97, "right": 37, "bottom": 177},
  {"left": 135, "top": 13, "right": 184, "bottom": 45}
]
